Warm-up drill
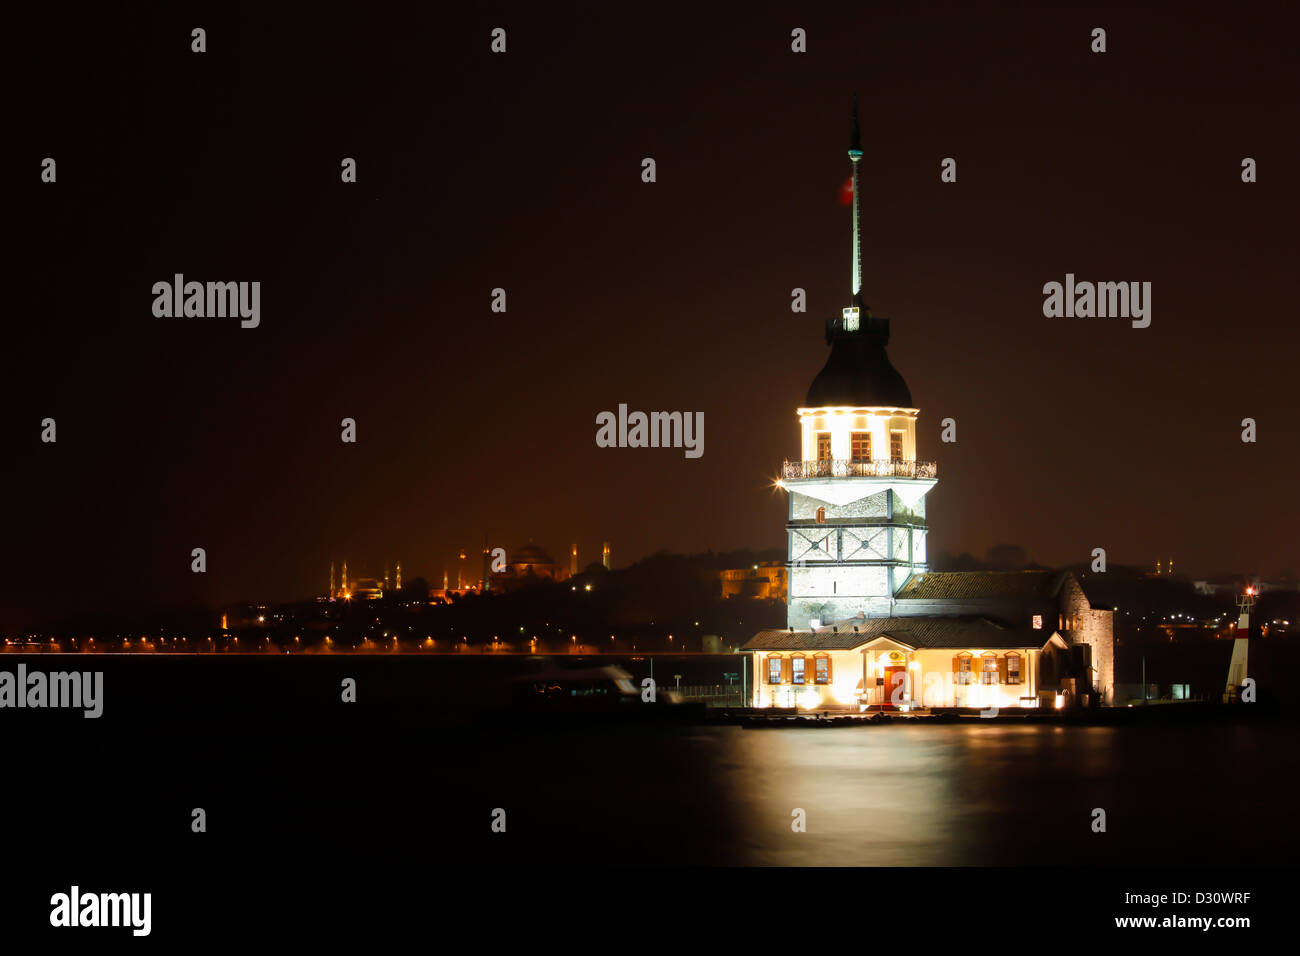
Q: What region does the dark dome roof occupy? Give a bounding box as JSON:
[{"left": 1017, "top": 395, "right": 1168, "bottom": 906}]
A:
[
  {"left": 806, "top": 316, "right": 912, "bottom": 408},
  {"left": 512, "top": 543, "right": 556, "bottom": 566}
]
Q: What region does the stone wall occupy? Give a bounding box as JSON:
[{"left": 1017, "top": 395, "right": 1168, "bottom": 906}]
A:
[
  {"left": 1059, "top": 575, "right": 1115, "bottom": 704},
  {"left": 790, "top": 564, "right": 889, "bottom": 602},
  {"left": 787, "top": 595, "right": 893, "bottom": 629},
  {"left": 790, "top": 490, "right": 889, "bottom": 521}
]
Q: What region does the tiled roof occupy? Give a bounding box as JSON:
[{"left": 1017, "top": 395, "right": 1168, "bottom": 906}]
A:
[
  {"left": 744, "top": 615, "right": 1054, "bottom": 651},
  {"left": 745, "top": 629, "right": 874, "bottom": 651},
  {"left": 895, "top": 570, "right": 1062, "bottom": 601}
]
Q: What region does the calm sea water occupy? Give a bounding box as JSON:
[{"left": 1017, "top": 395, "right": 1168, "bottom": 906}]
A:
[
  {"left": 7, "top": 656, "right": 1295, "bottom": 869},
  {"left": 452, "top": 722, "right": 1297, "bottom": 866}
]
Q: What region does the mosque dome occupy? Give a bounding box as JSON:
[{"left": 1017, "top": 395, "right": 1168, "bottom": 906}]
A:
[{"left": 511, "top": 543, "right": 556, "bottom": 567}]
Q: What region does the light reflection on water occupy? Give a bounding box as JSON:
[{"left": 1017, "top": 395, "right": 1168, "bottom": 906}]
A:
[
  {"left": 703, "top": 723, "right": 1294, "bottom": 866},
  {"left": 239, "top": 716, "right": 1297, "bottom": 868}
]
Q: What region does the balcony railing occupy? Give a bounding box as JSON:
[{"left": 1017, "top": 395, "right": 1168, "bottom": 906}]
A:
[{"left": 782, "top": 458, "right": 938, "bottom": 480}]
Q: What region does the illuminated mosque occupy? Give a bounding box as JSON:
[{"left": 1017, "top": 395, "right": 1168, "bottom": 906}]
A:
[
  {"left": 742, "top": 104, "right": 1114, "bottom": 711},
  {"left": 329, "top": 560, "right": 401, "bottom": 600},
  {"left": 491, "top": 540, "right": 613, "bottom": 590}
]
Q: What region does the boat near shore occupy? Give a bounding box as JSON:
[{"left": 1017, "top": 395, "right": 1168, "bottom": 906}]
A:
[{"left": 472, "top": 661, "right": 704, "bottom": 725}]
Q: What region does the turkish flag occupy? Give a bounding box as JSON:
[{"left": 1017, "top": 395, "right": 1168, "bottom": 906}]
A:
[{"left": 839, "top": 176, "right": 854, "bottom": 206}]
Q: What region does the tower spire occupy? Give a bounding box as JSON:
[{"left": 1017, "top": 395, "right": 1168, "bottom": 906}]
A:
[{"left": 848, "top": 95, "right": 865, "bottom": 310}]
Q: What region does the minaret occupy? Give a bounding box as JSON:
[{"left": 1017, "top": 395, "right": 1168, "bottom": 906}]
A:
[
  {"left": 777, "top": 100, "right": 938, "bottom": 629},
  {"left": 329, "top": 561, "right": 335, "bottom": 598},
  {"left": 395, "top": 561, "right": 402, "bottom": 590},
  {"left": 457, "top": 549, "right": 467, "bottom": 590},
  {"left": 602, "top": 542, "right": 611, "bottom": 570},
  {"left": 570, "top": 543, "right": 578, "bottom": 577},
  {"left": 341, "top": 560, "right": 348, "bottom": 596},
  {"left": 383, "top": 565, "right": 390, "bottom": 589}
]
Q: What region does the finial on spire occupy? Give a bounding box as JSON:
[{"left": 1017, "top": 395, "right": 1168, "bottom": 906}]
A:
[{"left": 850, "top": 94, "right": 862, "bottom": 155}]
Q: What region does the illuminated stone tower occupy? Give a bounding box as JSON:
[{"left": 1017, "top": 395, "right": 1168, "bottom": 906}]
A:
[{"left": 779, "top": 100, "right": 937, "bottom": 629}]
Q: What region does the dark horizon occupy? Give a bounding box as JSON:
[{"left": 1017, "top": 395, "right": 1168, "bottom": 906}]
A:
[{"left": 11, "top": 3, "right": 1298, "bottom": 631}]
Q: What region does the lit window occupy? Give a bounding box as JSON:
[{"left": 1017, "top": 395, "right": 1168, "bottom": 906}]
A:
[
  {"left": 816, "top": 433, "right": 832, "bottom": 462},
  {"left": 890, "top": 431, "right": 904, "bottom": 460},
  {"left": 956, "top": 655, "right": 973, "bottom": 684},
  {"left": 850, "top": 432, "right": 871, "bottom": 461},
  {"left": 814, "top": 655, "right": 831, "bottom": 684},
  {"left": 1006, "top": 654, "right": 1021, "bottom": 685},
  {"left": 767, "top": 656, "right": 783, "bottom": 684},
  {"left": 1032, "top": 614, "right": 1043, "bottom": 630},
  {"left": 791, "top": 656, "right": 806, "bottom": 685},
  {"left": 982, "top": 655, "right": 998, "bottom": 685}
]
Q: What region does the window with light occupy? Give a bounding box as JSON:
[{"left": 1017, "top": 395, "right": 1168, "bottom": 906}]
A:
[
  {"left": 767, "top": 656, "right": 782, "bottom": 684},
  {"left": 982, "top": 655, "right": 998, "bottom": 685}
]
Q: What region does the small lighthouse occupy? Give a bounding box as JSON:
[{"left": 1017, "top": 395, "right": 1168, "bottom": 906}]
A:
[
  {"left": 1224, "top": 586, "right": 1255, "bottom": 702},
  {"left": 779, "top": 98, "right": 938, "bottom": 629}
]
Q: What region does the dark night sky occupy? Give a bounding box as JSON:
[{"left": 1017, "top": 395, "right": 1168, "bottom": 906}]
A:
[{"left": 8, "top": 2, "right": 1298, "bottom": 629}]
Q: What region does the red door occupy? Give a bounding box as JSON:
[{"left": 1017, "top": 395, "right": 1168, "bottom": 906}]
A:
[{"left": 883, "top": 666, "right": 906, "bottom": 709}]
